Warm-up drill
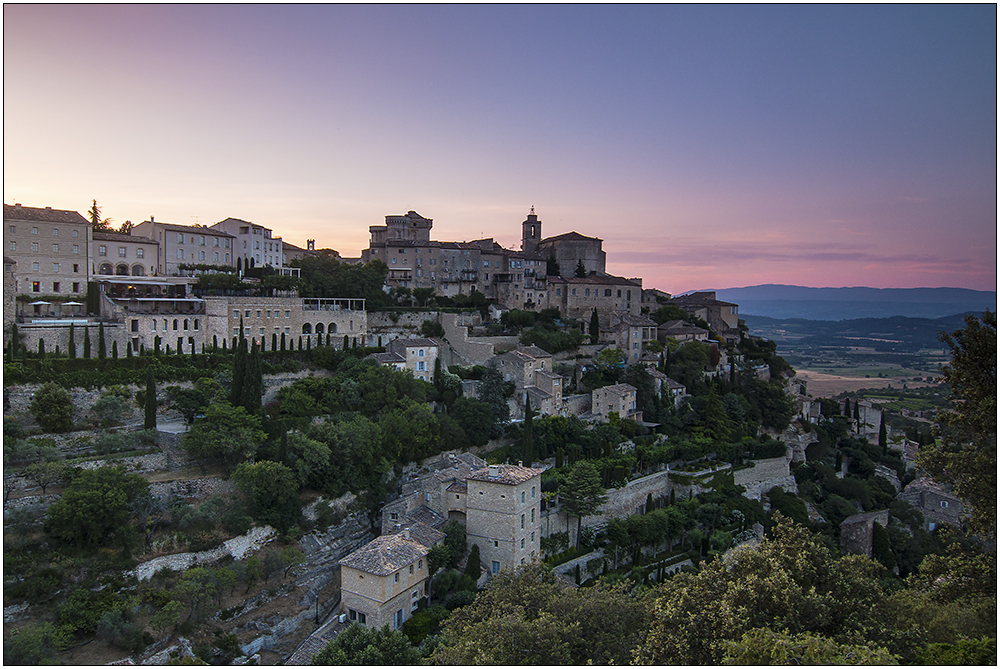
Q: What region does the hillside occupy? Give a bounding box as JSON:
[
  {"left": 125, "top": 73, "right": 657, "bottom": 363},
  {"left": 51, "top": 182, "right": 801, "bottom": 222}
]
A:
[{"left": 703, "top": 285, "right": 996, "bottom": 320}]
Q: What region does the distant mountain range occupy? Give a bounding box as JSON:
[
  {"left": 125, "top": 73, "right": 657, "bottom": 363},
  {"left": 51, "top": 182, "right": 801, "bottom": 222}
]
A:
[{"left": 697, "top": 285, "right": 996, "bottom": 321}]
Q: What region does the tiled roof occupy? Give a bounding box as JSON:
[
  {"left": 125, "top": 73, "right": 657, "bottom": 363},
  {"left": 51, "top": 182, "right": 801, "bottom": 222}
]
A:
[
  {"left": 613, "top": 313, "right": 658, "bottom": 327},
  {"left": 468, "top": 463, "right": 544, "bottom": 486},
  {"left": 409, "top": 505, "right": 446, "bottom": 529},
  {"left": 4, "top": 204, "right": 89, "bottom": 225},
  {"left": 387, "top": 521, "right": 445, "bottom": 548},
  {"left": 539, "top": 231, "right": 603, "bottom": 244},
  {"left": 339, "top": 534, "right": 429, "bottom": 576},
  {"left": 526, "top": 386, "right": 553, "bottom": 401},
  {"left": 595, "top": 383, "right": 637, "bottom": 397},
  {"left": 673, "top": 292, "right": 737, "bottom": 308},
  {"left": 392, "top": 337, "right": 439, "bottom": 348},
  {"left": 368, "top": 351, "right": 406, "bottom": 364},
  {"left": 547, "top": 274, "right": 641, "bottom": 286},
  {"left": 92, "top": 230, "right": 157, "bottom": 244},
  {"left": 659, "top": 320, "right": 708, "bottom": 333},
  {"left": 446, "top": 481, "right": 468, "bottom": 494},
  {"left": 517, "top": 345, "right": 552, "bottom": 358},
  {"left": 140, "top": 220, "right": 235, "bottom": 237}
]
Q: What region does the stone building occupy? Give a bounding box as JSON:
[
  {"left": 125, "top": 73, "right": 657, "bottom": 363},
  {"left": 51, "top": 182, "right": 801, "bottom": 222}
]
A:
[
  {"left": 669, "top": 291, "right": 740, "bottom": 344},
  {"left": 602, "top": 312, "right": 658, "bottom": 362},
  {"left": 466, "top": 464, "right": 544, "bottom": 574},
  {"left": 339, "top": 532, "right": 435, "bottom": 630},
  {"left": 131, "top": 219, "right": 236, "bottom": 276},
  {"left": 898, "top": 478, "right": 965, "bottom": 532},
  {"left": 546, "top": 275, "right": 643, "bottom": 321},
  {"left": 4, "top": 256, "right": 16, "bottom": 345},
  {"left": 91, "top": 229, "right": 159, "bottom": 277},
  {"left": 591, "top": 383, "right": 641, "bottom": 422},
  {"left": 380, "top": 452, "right": 487, "bottom": 535},
  {"left": 4, "top": 203, "right": 91, "bottom": 301},
  {"left": 495, "top": 345, "right": 564, "bottom": 418},
  {"left": 535, "top": 230, "right": 606, "bottom": 278},
  {"left": 658, "top": 319, "right": 710, "bottom": 343},
  {"left": 839, "top": 509, "right": 889, "bottom": 557},
  {"left": 385, "top": 337, "right": 440, "bottom": 382},
  {"left": 210, "top": 217, "right": 284, "bottom": 270}
]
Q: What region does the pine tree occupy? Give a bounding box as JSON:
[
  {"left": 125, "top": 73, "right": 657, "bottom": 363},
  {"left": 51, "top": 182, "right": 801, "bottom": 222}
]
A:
[
  {"left": 97, "top": 322, "right": 107, "bottom": 359},
  {"left": 83, "top": 328, "right": 92, "bottom": 358},
  {"left": 589, "top": 309, "right": 600, "bottom": 344},
  {"left": 68, "top": 323, "right": 76, "bottom": 359},
  {"left": 546, "top": 252, "right": 560, "bottom": 277},
  {"left": 144, "top": 367, "right": 157, "bottom": 430}
]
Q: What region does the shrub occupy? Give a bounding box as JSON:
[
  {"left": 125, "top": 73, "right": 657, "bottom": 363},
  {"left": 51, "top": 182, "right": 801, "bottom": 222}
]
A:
[
  {"left": 92, "top": 393, "right": 131, "bottom": 426},
  {"left": 30, "top": 382, "right": 74, "bottom": 433}
]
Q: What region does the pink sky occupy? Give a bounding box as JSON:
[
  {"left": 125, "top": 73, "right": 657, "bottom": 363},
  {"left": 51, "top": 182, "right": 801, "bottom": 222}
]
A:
[{"left": 4, "top": 5, "right": 996, "bottom": 294}]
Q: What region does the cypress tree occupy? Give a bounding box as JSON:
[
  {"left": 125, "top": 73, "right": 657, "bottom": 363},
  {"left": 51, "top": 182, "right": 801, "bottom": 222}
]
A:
[
  {"left": 589, "top": 309, "right": 599, "bottom": 344},
  {"left": 574, "top": 259, "right": 587, "bottom": 278},
  {"left": 126, "top": 340, "right": 132, "bottom": 357},
  {"left": 55, "top": 344, "right": 60, "bottom": 356},
  {"left": 213, "top": 334, "right": 218, "bottom": 350},
  {"left": 222, "top": 337, "right": 227, "bottom": 351},
  {"left": 241, "top": 340, "right": 262, "bottom": 414},
  {"left": 144, "top": 366, "right": 157, "bottom": 429},
  {"left": 464, "top": 543, "right": 481, "bottom": 580},
  {"left": 38, "top": 338, "right": 45, "bottom": 358},
  {"left": 111, "top": 340, "right": 118, "bottom": 359},
  {"left": 646, "top": 492, "right": 654, "bottom": 514},
  {"left": 83, "top": 327, "right": 92, "bottom": 358},
  {"left": 98, "top": 322, "right": 107, "bottom": 359},
  {"left": 306, "top": 335, "right": 311, "bottom": 351},
  {"left": 68, "top": 323, "right": 76, "bottom": 358},
  {"left": 280, "top": 332, "right": 286, "bottom": 351},
  {"left": 231, "top": 321, "right": 247, "bottom": 405},
  {"left": 879, "top": 411, "right": 887, "bottom": 454},
  {"left": 853, "top": 401, "right": 861, "bottom": 423},
  {"left": 556, "top": 448, "right": 564, "bottom": 468},
  {"left": 522, "top": 395, "right": 534, "bottom": 467},
  {"left": 343, "top": 334, "right": 349, "bottom": 350},
  {"left": 154, "top": 335, "right": 161, "bottom": 354},
  {"left": 272, "top": 332, "right": 277, "bottom": 351}
]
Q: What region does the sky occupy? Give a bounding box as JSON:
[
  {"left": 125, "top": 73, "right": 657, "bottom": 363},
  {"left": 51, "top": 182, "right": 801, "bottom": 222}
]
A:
[{"left": 4, "top": 4, "right": 996, "bottom": 294}]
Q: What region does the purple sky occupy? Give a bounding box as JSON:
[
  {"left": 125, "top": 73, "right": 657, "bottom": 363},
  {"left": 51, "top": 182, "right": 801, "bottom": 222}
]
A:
[{"left": 4, "top": 5, "right": 996, "bottom": 294}]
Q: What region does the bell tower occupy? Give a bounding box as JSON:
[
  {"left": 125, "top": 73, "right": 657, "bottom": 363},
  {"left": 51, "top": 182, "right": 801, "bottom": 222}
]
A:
[{"left": 521, "top": 206, "right": 541, "bottom": 254}]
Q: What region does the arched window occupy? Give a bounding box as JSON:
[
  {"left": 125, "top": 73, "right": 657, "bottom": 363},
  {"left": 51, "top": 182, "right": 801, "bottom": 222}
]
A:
[
  {"left": 183, "top": 319, "right": 189, "bottom": 330},
  {"left": 99, "top": 263, "right": 113, "bottom": 275},
  {"left": 173, "top": 319, "right": 178, "bottom": 330},
  {"left": 329, "top": 323, "right": 337, "bottom": 334},
  {"left": 194, "top": 319, "right": 199, "bottom": 330},
  {"left": 315, "top": 323, "right": 325, "bottom": 334},
  {"left": 302, "top": 323, "right": 312, "bottom": 334},
  {"left": 131, "top": 264, "right": 145, "bottom": 276},
  {"left": 115, "top": 263, "right": 129, "bottom": 275}
]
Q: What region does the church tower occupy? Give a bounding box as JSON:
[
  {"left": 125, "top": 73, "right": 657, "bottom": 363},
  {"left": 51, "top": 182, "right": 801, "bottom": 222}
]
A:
[{"left": 521, "top": 206, "right": 542, "bottom": 254}]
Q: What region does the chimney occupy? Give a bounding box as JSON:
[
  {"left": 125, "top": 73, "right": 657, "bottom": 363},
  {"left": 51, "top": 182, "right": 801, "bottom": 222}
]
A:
[{"left": 488, "top": 465, "right": 499, "bottom": 480}]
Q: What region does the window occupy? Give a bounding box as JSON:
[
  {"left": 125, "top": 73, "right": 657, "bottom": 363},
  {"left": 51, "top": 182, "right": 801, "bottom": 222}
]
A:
[
  {"left": 492, "top": 561, "right": 500, "bottom": 575},
  {"left": 418, "top": 349, "right": 425, "bottom": 356},
  {"left": 409, "top": 565, "right": 414, "bottom": 575},
  {"left": 285, "top": 310, "right": 290, "bottom": 318},
  {"left": 256, "top": 310, "right": 261, "bottom": 318},
  {"left": 136, "top": 248, "right": 144, "bottom": 258},
  {"left": 259, "top": 328, "right": 264, "bottom": 336},
  {"left": 199, "top": 235, "right": 205, "bottom": 246},
  {"left": 532, "top": 486, "right": 535, "bottom": 499},
  {"left": 520, "top": 538, "right": 525, "bottom": 549},
  {"left": 411, "top": 590, "right": 419, "bottom": 610},
  {"left": 531, "top": 509, "right": 535, "bottom": 523},
  {"left": 394, "top": 573, "right": 399, "bottom": 584},
  {"left": 31, "top": 227, "right": 38, "bottom": 235},
  {"left": 72, "top": 229, "right": 78, "bottom": 238},
  {"left": 214, "top": 237, "right": 219, "bottom": 247},
  {"left": 521, "top": 514, "right": 525, "bottom": 529},
  {"left": 52, "top": 282, "right": 60, "bottom": 292},
  {"left": 72, "top": 244, "right": 79, "bottom": 254},
  {"left": 31, "top": 262, "right": 39, "bottom": 272},
  {"left": 72, "top": 282, "right": 80, "bottom": 292},
  {"left": 245, "top": 310, "right": 251, "bottom": 317},
  {"left": 52, "top": 244, "right": 59, "bottom": 253},
  {"left": 585, "top": 288, "right": 590, "bottom": 296},
  {"left": 8, "top": 241, "right": 14, "bottom": 251},
  {"left": 52, "top": 263, "right": 60, "bottom": 273},
  {"left": 394, "top": 609, "right": 403, "bottom": 629},
  {"left": 233, "top": 328, "right": 239, "bottom": 336},
  {"left": 7, "top": 225, "right": 13, "bottom": 234},
  {"left": 940, "top": 501, "right": 949, "bottom": 508},
  {"left": 418, "top": 560, "right": 422, "bottom": 570},
  {"left": 176, "top": 249, "right": 184, "bottom": 259},
  {"left": 417, "top": 361, "right": 425, "bottom": 371},
  {"left": 151, "top": 320, "right": 156, "bottom": 331},
  {"left": 198, "top": 250, "right": 205, "bottom": 260},
  {"left": 31, "top": 242, "right": 39, "bottom": 252},
  {"left": 521, "top": 491, "right": 525, "bottom": 503},
  {"left": 177, "top": 233, "right": 184, "bottom": 243},
  {"left": 531, "top": 531, "right": 534, "bottom": 543},
  {"left": 32, "top": 281, "right": 39, "bottom": 292}
]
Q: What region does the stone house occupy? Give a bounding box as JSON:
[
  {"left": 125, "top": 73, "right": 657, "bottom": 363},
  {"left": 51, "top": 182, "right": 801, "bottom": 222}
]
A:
[
  {"left": 385, "top": 337, "right": 439, "bottom": 382},
  {"left": 669, "top": 291, "right": 740, "bottom": 344},
  {"left": 898, "top": 478, "right": 965, "bottom": 532},
  {"left": 645, "top": 368, "right": 688, "bottom": 408},
  {"left": 210, "top": 217, "right": 284, "bottom": 270},
  {"left": 367, "top": 351, "right": 407, "bottom": 371},
  {"left": 546, "top": 274, "right": 643, "bottom": 321},
  {"left": 381, "top": 453, "right": 487, "bottom": 535},
  {"left": 535, "top": 230, "right": 606, "bottom": 278},
  {"left": 495, "top": 345, "right": 564, "bottom": 417},
  {"left": 91, "top": 229, "right": 159, "bottom": 278},
  {"left": 657, "top": 319, "right": 709, "bottom": 343},
  {"left": 466, "top": 464, "right": 544, "bottom": 575},
  {"left": 131, "top": 219, "right": 236, "bottom": 276},
  {"left": 839, "top": 509, "right": 889, "bottom": 557},
  {"left": 4, "top": 203, "right": 91, "bottom": 302},
  {"left": 339, "top": 532, "right": 435, "bottom": 630},
  {"left": 602, "top": 312, "right": 658, "bottom": 362},
  {"left": 591, "top": 383, "right": 641, "bottom": 423}
]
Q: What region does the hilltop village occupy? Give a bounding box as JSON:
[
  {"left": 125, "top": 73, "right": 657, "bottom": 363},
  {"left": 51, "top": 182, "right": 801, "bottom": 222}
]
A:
[{"left": 3, "top": 203, "right": 992, "bottom": 665}]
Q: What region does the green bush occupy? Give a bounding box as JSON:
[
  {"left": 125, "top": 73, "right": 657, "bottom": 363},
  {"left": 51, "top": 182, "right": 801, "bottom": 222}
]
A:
[{"left": 30, "top": 382, "right": 74, "bottom": 432}]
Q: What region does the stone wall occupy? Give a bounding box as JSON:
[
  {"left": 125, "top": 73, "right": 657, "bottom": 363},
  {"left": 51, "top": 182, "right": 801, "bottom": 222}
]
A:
[
  {"left": 133, "top": 525, "right": 277, "bottom": 581},
  {"left": 543, "top": 469, "right": 674, "bottom": 537},
  {"left": 733, "top": 456, "right": 798, "bottom": 501},
  {"left": 562, "top": 393, "right": 591, "bottom": 417}
]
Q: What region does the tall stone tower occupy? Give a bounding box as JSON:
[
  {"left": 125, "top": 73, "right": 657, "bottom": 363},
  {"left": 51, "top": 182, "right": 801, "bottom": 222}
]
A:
[{"left": 521, "top": 206, "right": 542, "bottom": 254}]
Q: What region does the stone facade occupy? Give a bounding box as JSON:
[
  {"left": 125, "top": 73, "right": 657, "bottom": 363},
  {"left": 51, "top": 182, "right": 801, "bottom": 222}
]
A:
[
  {"left": 536, "top": 230, "right": 606, "bottom": 278},
  {"left": 898, "top": 477, "right": 965, "bottom": 531},
  {"left": 4, "top": 203, "right": 91, "bottom": 301},
  {"left": 131, "top": 219, "right": 236, "bottom": 276},
  {"left": 385, "top": 337, "right": 439, "bottom": 382},
  {"left": 732, "top": 455, "right": 797, "bottom": 501},
  {"left": 591, "top": 383, "right": 640, "bottom": 422},
  {"left": 496, "top": 346, "right": 564, "bottom": 418},
  {"left": 466, "top": 464, "right": 544, "bottom": 574},
  {"left": 602, "top": 312, "right": 658, "bottom": 362},
  {"left": 669, "top": 291, "right": 740, "bottom": 344},
  {"left": 339, "top": 533, "right": 431, "bottom": 629},
  {"left": 546, "top": 275, "right": 642, "bottom": 321},
  {"left": 91, "top": 229, "right": 159, "bottom": 278},
  {"left": 210, "top": 217, "right": 284, "bottom": 270},
  {"left": 839, "top": 509, "right": 889, "bottom": 557}
]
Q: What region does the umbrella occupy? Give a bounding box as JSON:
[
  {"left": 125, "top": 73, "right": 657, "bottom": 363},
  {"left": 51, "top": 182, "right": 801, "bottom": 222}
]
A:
[
  {"left": 28, "top": 300, "right": 51, "bottom": 305},
  {"left": 62, "top": 301, "right": 83, "bottom": 305}
]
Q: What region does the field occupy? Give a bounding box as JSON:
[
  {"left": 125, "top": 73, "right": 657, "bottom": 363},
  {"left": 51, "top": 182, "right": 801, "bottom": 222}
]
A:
[{"left": 794, "top": 368, "right": 940, "bottom": 398}]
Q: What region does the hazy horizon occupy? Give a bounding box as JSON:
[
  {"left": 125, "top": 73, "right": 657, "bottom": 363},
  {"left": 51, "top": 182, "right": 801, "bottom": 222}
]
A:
[{"left": 5, "top": 5, "right": 996, "bottom": 295}]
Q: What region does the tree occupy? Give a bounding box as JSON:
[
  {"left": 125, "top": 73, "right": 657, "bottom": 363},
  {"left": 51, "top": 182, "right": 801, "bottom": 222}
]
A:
[
  {"left": 23, "top": 461, "right": 66, "bottom": 495},
  {"left": 239, "top": 340, "right": 262, "bottom": 414},
  {"left": 721, "top": 628, "right": 897, "bottom": 665},
  {"left": 230, "top": 321, "right": 247, "bottom": 405},
  {"left": 522, "top": 395, "right": 535, "bottom": 466},
  {"left": 144, "top": 367, "right": 157, "bottom": 430},
  {"left": 477, "top": 360, "right": 509, "bottom": 437},
  {"left": 560, "top": 461, "right": 607, "bottom": 548},
  {"left": 182, "top": 400, "right": 265, "bottom": 472},
  {"left": 30, "top": 382, "right": 74, "bottom": 433},
  {"left": 313, "top": 623, "right": 420, "bottom": 665},
  {"left": 88, "top": 199, "right": 112, "bottom": 229},
  {"left": 589, "top": 308, "right": 600, "bottom": 344},
  {"left": 465, "top": 543, "right": 482, "bottom": 580},
  {"left": 546, "top": 252, "right": 560, "bottom": 277},
  {"left": 44, "top": 465, "right": 150, "bottom": 550},
  {"left": 111, "top": 339, "right": 119, "bottom": 359},
  {"left": 150, "top": 599, "right": 183, "bottom": 639},
  {"left": 3, "top": 622, "right": 72, "bottom": 665},
  {"left": 67, "top": 322, "right": 76, "bottom": 358},
  {"left": 83, "top": 326, "right": 92, "bottom": 358},
  {"left": 231, "top": 460, "right": 300, "bottom": 532},
  {"left": 98, "top": 321, "right": 107, "bottom": 359},
  {"left": 575, "top": 258, "right": 587, "bottom": 278},
  {"left": 919, "top": 311, "right": 996, "bottom": 538},
  {"left": 878, "top": 410, "right": 887, "bottom": 454}
]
